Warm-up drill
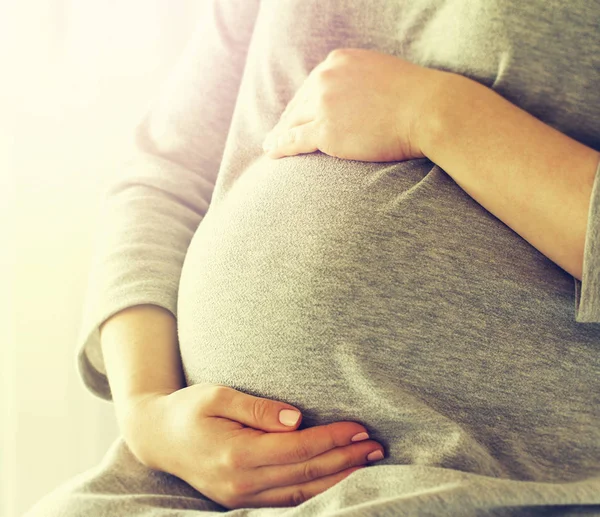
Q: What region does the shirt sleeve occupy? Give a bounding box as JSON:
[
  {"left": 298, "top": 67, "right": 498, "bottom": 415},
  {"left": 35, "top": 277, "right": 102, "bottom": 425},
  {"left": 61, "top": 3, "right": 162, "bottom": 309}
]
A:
[
  {"left": 574, "top": 158, "right": 600, "bottom": 323},
  {"left": 75, "top": 0, "right": 260, "bottom": 401}
]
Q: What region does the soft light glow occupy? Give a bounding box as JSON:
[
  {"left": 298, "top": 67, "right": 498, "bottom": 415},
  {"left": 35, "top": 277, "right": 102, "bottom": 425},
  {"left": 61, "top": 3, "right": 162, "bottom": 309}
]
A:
[{"left": 5, "top": 3, "right": 202, "bottom": 514}]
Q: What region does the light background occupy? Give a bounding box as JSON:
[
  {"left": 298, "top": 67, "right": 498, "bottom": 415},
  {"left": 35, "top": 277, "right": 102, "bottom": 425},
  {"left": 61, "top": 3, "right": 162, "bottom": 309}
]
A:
[{"left": 3, "top": 2, "right": 204, "bottom": 515}]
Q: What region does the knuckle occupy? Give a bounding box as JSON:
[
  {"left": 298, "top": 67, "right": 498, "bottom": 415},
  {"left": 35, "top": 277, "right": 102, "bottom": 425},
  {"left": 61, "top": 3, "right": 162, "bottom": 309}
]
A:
[
  {"left": 227, "top": 449, "right": 246, "bottom": 470},
  {"left": 225, "top": 480, "right": 241, "bottom": 499},
  {"left": 228, "top": 478, "right": 254, "bottom": 498},
  {"left": 204, "top": 383, "right": 227, "bottom": 408},
  {"left": 285, "top": 128, "right": 298, "bottom": 145},
  {"left": 291, "top": 487, "right": 309, "bottom": 506},
  {"left": 327, "top": 48, "right": 352, "bottom": 61},
  {"left": 315, "top": 67, "right": 337, "bottom": 85},
  {"left": 301, "top": 461, "right": 319, "bottom": 482},
  {"left": 292, "top": 438, "right": 312, "bottom": 462},
  {"left": 318, "top": 90, "right": 337, "bottom": 107},
  {"left": 251, "top": 398, "right": 270, "bottom": 424},
  {"left": 221, "top": 447, "right": 243, "bottom": 470}
]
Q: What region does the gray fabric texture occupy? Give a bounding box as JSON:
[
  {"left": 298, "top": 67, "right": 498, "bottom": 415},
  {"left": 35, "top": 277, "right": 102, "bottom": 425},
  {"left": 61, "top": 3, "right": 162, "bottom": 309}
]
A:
[{"left": 27, "top": 0, "right": 600, "bottom": 515}]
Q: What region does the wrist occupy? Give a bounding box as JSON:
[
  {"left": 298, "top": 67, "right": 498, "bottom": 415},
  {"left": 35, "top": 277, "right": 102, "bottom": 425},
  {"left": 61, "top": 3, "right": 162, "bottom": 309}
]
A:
[
  {"left": 416, "top": 71, "right": 473, "bottom": 162},
  {"left": 120, "top": 391, "right": 173, "bottom": 471}
]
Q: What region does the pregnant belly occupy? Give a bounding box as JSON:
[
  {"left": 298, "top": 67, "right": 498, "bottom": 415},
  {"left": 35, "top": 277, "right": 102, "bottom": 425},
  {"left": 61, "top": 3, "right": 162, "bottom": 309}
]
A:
[
  {"left": 176, "top": 153, "right": 600, "bottom": 481},
  {"left": 177, "top": 153, "right": 437, "bottom": 416}
]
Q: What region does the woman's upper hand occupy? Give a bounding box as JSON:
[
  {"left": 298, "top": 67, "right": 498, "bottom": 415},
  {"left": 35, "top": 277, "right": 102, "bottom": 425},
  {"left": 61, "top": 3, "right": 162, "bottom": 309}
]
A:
[
  {"left": 262, "top": 47, "right": 446, "bottom": 163},
  {"left": 121, "top": 383, "right": 385, "bottom": 510}
]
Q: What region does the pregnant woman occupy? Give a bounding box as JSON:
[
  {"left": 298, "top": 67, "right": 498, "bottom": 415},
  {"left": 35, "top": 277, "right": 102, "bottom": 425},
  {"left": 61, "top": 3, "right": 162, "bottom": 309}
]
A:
[{"left": 26, "top": 0, "right": 600, "bottom": 515}]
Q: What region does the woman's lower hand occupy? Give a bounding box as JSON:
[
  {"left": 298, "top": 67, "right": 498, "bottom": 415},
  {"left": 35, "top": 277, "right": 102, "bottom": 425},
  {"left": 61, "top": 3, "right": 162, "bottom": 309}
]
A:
[{"left": 121, "top": 383, "right": 385, "bottom": 510}]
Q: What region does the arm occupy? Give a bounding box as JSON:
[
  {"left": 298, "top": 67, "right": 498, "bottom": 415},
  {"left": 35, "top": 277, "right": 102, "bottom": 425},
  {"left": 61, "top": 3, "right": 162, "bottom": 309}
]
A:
[
  {"left": 255, "top": 48, "right": 599, "bottom": 320},
  {"left": 99, "top": 305, "right": 184, "bottom": 430},
  {"left": 77, "top": 0, "right": 260, "bottom": 401},
  {"left": 419, "top": 73, "right": 600, "bottom": 282}
]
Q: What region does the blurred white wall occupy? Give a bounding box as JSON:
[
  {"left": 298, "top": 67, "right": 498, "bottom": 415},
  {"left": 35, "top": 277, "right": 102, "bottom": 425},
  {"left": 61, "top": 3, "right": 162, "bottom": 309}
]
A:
[{"left": 3, "top": 2, "right": 204, "bottom": 515}]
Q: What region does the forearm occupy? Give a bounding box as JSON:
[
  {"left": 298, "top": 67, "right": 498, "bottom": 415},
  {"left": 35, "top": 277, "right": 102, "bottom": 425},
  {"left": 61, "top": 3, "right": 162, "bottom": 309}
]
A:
[
  {"left": 99, "top": 304, "right": 185, "bottom": 429},
  {"left": 420, "top": 73, "right": 600, "bottom": 281}
]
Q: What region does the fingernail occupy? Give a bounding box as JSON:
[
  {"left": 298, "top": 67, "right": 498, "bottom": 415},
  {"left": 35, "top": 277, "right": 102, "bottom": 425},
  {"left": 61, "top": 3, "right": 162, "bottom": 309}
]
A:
[
  {"left": 351, "top": 432, "right": 369, "bottom": 442},
  {"left": 279, "top": 409, "right": 301, "bottom": 426},
  {"left": 367, "top": 450, "right": 384, "bottom": 462}
]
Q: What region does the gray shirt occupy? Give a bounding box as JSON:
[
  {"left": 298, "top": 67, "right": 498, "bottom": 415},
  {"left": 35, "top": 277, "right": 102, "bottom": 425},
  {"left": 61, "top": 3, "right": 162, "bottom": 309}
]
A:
[{"left": 73, "top": 0, "right": 600, "bottom": 514}]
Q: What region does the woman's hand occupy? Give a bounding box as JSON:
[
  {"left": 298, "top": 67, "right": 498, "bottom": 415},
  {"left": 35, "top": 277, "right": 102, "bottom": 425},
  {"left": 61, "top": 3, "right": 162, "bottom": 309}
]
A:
[
  {"left": 122, "top": 383, "right": 385, "bottom": 510},
  {"left": 262, "top": 48, "right": 445, "bottom": 163}
]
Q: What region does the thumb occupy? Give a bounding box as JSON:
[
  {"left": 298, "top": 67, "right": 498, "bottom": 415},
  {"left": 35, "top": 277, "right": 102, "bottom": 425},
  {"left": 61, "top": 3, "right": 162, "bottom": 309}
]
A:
[{"left": 203, "top": 384, "right": 302, "bottom": 432}]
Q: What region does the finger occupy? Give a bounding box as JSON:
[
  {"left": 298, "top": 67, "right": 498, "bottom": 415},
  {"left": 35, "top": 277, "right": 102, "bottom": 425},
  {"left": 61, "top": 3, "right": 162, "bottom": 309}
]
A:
[
  {"left": 274, "top": 57, "right": 328, "bottom": 127},
  {"left": 250, "top": 440, "right": 384, "bottom": 492},
  {"left": 263, "top": 80, "right": 310, "bottom": 148},
  {"left": 263, "top": 71, "right": 315, "bottom": 144},
  {"left": 263, "top": 95, "right": 315, "bottom": 152},
  {"left": 244, "top": 421, "right": 371, "bottom": 467},
  {"left": 264, "top": 120, "right": 320, "bottom": 159},
  {"left": 264, "top": 104, "right": 315, "bottom": 149},
  {"left": 198, "top": 384, "right": 303, "bottom": 432},
  {"left": 249, "top": 465, "right": 365, "bottom": 508}
]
